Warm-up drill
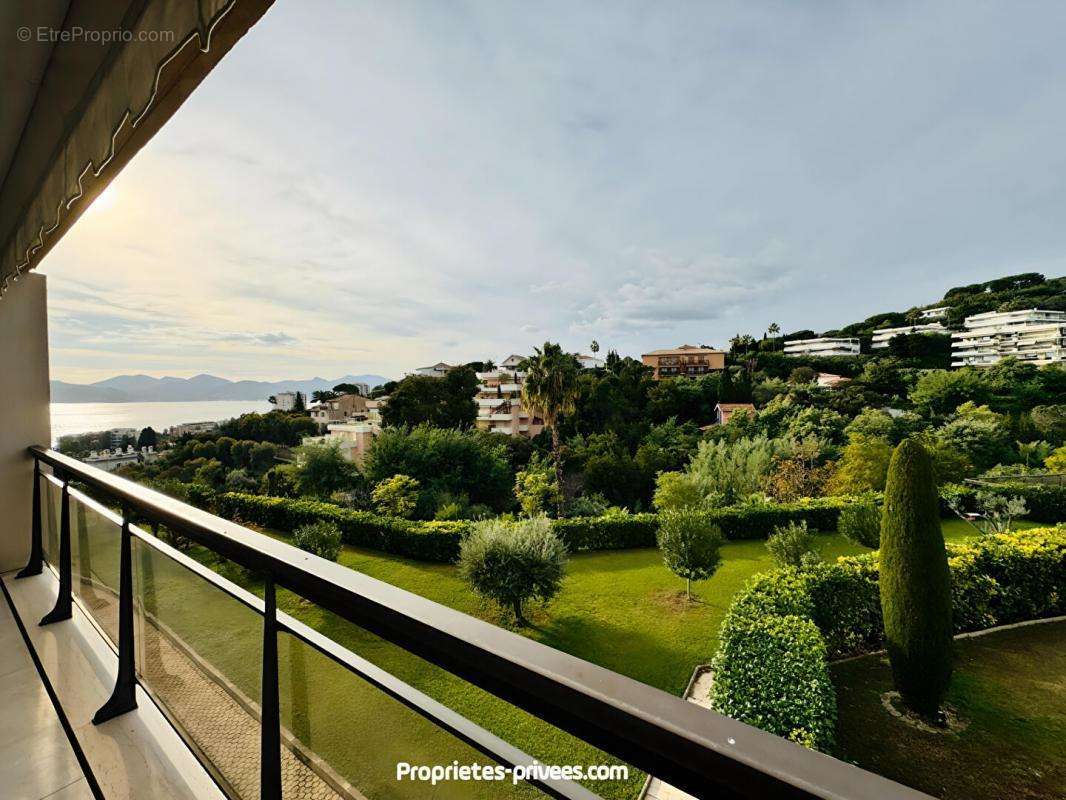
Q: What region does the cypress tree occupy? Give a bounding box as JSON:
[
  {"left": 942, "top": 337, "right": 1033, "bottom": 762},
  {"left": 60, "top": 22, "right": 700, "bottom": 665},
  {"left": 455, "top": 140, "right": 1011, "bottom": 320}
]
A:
[{"left": 879, "top": 438, "right": 953, "bottom": 717}]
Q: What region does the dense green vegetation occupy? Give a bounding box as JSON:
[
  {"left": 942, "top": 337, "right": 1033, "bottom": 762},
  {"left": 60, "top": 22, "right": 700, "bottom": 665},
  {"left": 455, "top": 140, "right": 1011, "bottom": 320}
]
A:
[{"left": 833, "top": 621, "right": 1066, "bottom": 800}]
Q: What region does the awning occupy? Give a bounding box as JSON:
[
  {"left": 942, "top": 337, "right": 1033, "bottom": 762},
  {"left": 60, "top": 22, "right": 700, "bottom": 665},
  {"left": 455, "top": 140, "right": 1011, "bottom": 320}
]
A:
[{"left": 0, "top": 0, "right": 273, "bottom": 297}]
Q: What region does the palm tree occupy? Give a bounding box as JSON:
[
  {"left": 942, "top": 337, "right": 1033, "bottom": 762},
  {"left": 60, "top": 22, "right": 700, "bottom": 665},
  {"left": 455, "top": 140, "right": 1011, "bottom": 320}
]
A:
[
  {"left": 521, "top": 342, "right": 580, "bottom": 514},
  {"left": 767, "top": 322, "right": 780, "bottom": 351},
  {"left": 590, "top": 340, "right": 600, "bottom": 354}
]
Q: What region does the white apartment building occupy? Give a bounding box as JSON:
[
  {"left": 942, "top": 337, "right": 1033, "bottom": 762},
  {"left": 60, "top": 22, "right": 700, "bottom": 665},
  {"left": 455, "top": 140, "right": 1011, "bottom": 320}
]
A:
[
  {"left": 783, "top": 337, "right": 861, "bottom": 357},
  {"left": 951, "top": 308, "right": 1066, "bottom": 367},
  {"left": 474, "top": 365, "right": 544, "bottom": 437},
  {"left": 870, "top": 322, "right": 948, "bottom": 349},
  {"left": 408, "top": 361, "right": 456, "bottom": 378},
  {"left": 167, "top": 420, "right": 219, "bottom": 437},
  {"left": 919, "top": 306, "right": 950, "bottom": 320},
  {"left": 83, "top": 445, "right": 141, "bottom": 472},
  {"left": 274, "top": 391, "right": 297, "bottom": 411}
]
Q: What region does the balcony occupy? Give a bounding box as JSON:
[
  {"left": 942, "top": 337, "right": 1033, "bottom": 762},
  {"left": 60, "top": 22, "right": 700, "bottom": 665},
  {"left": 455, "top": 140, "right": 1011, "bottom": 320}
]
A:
[
  {"left": 0, "top": 448, "right": 925, "bottom": 800},
  {"left": 0, "top": 5, "right": 929, "bottom": 796}
]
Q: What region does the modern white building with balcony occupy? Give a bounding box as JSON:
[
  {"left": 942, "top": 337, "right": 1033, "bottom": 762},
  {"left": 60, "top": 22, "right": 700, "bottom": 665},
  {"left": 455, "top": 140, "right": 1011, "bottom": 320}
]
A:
[
  {"left": 919, "top": 306, "right": 951, "bottom": 320},
  {"left": 951, "top": 309, "right": 1066, "bottom": 367},
  {"left": 870, "top": 322, "right": 948, "bottom": 349},
  {"left": 783, "top": 337, "right": 862, "bottom": 357},
  {"left": 474, "top": 366, "right": 545, "bottom": 437},
  {"left": 407, "top": 361, "right": 456, "bottom": 378}
]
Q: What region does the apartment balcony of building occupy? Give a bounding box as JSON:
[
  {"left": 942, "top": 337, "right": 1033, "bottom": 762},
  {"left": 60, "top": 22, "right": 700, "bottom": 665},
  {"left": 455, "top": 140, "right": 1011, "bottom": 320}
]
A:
[
  {"left": 0, "top": 4, "right": 932, "bottom": 799},
  {"left": 477, "top": 382, "right": 522, "bottom": 394}
]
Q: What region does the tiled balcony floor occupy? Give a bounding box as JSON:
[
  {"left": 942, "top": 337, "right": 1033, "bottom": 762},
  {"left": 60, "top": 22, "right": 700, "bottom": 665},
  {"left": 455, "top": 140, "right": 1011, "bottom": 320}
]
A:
[
  {"left": 0, "top": 584, "right": 92, "bottom": 800},
  {"left": 1, "top": 569, "right": 225, "bottom": 800}
]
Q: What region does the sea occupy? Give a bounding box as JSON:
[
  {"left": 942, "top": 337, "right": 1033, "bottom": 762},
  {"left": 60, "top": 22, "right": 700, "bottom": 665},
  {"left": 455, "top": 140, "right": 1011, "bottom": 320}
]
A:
[{"left": 51, "top": 400, "right": 274, "bottom": 444}]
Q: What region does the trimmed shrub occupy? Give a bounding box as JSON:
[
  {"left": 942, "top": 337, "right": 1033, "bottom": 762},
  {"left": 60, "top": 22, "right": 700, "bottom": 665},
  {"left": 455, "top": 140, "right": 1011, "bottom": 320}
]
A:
[
  {"left": 711, "top": 612, "right": 836, "bottom": 752},
  {"left": 766, "top": 520, "right": 817, "bottom": 568},
  {"left": 838, "top": 499, "right": 881, "bottom": 548},
  {"left": 802, "top": 557, "right": 882, "bottom": 658},
  {"left": 293, "top": 521, "right": 342, "bottom": 562},
  {"left": 880, "top": 439, "right": 953, "bottom": 716},
  {"left": 458, "top": 517, "right": 568, "bottom": 625},
  {"left": 656, "top": 509, "right": 724, "bottom": 598},
  {"left": 720, "top": 568, "right": 814, "bottom": 629}
]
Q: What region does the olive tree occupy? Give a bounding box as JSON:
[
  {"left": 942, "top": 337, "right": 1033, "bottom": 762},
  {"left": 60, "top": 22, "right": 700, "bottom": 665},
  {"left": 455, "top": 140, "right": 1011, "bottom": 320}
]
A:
[{"left": 458, "top": 517, "right": 568, "bottom": 625}]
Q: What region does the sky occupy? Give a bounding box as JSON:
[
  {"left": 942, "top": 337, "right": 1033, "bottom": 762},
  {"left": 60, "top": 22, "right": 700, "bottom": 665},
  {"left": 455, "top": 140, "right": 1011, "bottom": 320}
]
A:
[{"left": 43, "top": 0, "right": 1066, "bottom": 384}]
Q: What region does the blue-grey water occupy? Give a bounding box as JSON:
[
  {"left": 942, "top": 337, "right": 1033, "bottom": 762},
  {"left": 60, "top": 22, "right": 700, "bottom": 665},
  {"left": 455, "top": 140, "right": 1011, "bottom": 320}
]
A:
[{"left": 51, "top": 400, "right": 274, "bottom": 443}]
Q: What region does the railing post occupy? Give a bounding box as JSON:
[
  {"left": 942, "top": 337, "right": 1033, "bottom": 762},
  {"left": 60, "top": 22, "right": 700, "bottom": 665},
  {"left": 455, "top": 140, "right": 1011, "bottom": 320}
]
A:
[
  {"left": 93, "top": 507, "right": 138, "bottom": 724},
  {"left": 260, "top": 572, "right": 282, "bottom": 800},
  {"left": 40, "top": 472, "right": 72, "bottom": 625},
  {"left": 16, "top": 458, "right": 43, "bottom": 578}
]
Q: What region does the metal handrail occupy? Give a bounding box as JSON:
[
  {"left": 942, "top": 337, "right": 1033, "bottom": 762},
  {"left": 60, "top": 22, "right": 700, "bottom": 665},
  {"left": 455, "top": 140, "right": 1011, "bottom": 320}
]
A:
[{"left": 25, "top": 446, "right": 929, "bottom": 800}]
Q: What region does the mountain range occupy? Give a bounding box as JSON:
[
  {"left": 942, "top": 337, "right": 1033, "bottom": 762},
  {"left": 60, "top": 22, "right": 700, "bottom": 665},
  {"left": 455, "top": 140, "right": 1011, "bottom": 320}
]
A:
[{"left": 51, "top": 374, "right": 391, "bottom": 403}]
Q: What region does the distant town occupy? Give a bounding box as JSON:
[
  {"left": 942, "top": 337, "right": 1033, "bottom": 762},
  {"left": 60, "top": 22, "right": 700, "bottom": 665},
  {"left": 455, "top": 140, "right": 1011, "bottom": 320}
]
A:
[{"left": 63, "top": 298, "right": 1065, "bottom": 473}]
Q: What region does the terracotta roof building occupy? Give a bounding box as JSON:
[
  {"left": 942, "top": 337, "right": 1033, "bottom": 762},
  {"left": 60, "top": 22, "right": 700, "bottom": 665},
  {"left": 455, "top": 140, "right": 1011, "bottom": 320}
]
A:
[{"left": 641, "top": 345, "right": 726, "bottom": 380}]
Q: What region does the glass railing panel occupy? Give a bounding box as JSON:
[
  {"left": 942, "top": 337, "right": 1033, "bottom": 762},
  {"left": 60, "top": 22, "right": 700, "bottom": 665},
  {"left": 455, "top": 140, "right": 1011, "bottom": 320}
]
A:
[
  {"left": 70, "top": 493, "right": 122, "bottom": 642},
  {"left": 132, "top": 536, "right": 263, "bottom": 800},
  {"left": 42, "top": 472, "right": 61, "bottom": 564},
  {"left": 276, "top": 627, "right": 548, "bottom": 800}
]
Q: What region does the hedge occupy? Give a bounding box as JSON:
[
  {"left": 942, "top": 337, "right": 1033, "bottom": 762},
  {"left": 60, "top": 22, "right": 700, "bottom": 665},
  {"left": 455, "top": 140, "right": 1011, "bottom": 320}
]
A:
[
  {"left": 147, "top": 480, "right": 1060, "bottom": 566},
  {"left": 940, "top": 481, "right": 1066, "bottom": 523},
  {"left": 701, "top": 496, "right": 864, "bottom": 540},
  {"left": 811, "top": 526, "right": 1066, "bottom": 660},
  {"left": 555, "top": 498, "right": 862, "bottom": 551},
  {"left": 551, "top": 514, "right": 659, "bottom": 551},
  {"left": 215, "top": 493, "right": 469, "bottom": 562},
  {"left": 212, "top": 494, "right": 862, "bottom": 560},
  {"left": 711, "top": 526, "right": 1066, "bottom": 748}
]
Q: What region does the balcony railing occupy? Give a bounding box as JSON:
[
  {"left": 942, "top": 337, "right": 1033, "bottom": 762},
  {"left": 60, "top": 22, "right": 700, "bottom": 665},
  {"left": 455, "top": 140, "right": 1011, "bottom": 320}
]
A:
[{"left": 17, "top": 447, "right": 926, "bottom": 800}]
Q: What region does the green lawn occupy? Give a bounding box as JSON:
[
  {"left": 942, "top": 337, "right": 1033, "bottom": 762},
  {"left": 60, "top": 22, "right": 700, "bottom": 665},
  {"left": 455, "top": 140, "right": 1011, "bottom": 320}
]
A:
[
  {"left": 143, "top": 530, "right": 867, "bottom": 799},
  {"left": 832, "top": 620, "right": 1066, "bottom": 800}
]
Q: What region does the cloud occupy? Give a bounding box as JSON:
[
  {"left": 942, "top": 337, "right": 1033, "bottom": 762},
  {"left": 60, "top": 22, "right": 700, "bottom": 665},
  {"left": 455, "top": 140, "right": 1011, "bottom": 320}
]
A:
[
  {"left": 38, "top": 1, "right": 1066, "bottom": 381},
  {"left": 215, "top": 331, "right": 297, "bottom": 345}
]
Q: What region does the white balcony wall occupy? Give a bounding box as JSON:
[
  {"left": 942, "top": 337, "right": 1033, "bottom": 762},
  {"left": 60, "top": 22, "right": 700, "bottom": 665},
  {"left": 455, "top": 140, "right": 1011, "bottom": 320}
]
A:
[{"left": 0, "top": 274, "right": 50, "bottom": 571}]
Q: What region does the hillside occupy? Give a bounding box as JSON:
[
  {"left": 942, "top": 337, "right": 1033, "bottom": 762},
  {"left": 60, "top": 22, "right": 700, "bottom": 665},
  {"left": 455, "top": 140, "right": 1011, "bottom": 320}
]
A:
[{"left": 788, "top": 272, "right": 1065, "bottom": 341}]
